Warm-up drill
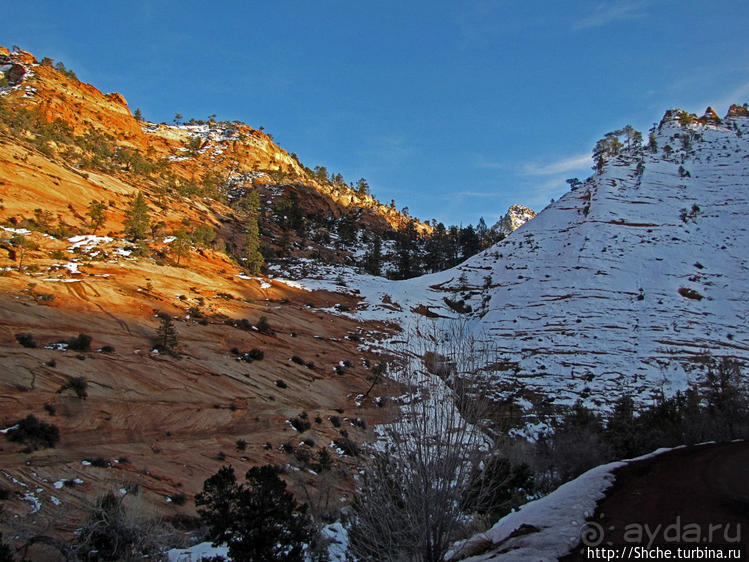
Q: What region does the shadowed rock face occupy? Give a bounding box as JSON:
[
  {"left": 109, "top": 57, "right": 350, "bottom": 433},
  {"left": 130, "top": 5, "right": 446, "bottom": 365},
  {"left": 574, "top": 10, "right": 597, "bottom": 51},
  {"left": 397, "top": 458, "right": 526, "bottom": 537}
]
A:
[{"left": 0, "top": 61, "right": 26, "bottom": 85}]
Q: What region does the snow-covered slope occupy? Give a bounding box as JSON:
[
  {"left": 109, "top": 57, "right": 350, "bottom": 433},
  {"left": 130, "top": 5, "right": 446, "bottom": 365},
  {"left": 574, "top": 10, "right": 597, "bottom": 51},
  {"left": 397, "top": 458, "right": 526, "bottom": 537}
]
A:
[{"left": 290, "top": 106, "right": 749, "bottom": 412}]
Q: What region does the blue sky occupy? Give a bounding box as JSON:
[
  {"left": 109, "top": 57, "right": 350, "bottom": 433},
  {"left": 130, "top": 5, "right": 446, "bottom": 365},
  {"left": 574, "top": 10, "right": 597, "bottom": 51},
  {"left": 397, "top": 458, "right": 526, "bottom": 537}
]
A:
[{"left": 7, "top": 1, "right": 749, "bottom": 226}]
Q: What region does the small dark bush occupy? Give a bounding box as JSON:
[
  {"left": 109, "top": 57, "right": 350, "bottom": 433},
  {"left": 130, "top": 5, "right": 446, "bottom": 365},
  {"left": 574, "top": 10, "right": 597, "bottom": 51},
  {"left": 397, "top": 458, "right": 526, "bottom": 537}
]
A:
[
  {"left": 0, "top": 487, "right": 10, "bottom": 500},
  {"left": 290, "top": 417, "right": 311, "bottom": 433},
  {"left": 330, "top": 416, "right": 341, "bottom": 428},
  {"left": 334, "top": 365, "right": 344, "bottom": 375},
  {"left": 678, "top": 287, "right": 704, "bottom": 300},
  {"left": 280, "top": 442, "right": 294, "bottom": 454},
  {"left": 305, "top": 361, "right": 315, "bottom": 370},
  {"left": 317, "top": 448, "right": 333, "bottom": 472},
  {"left": 116, "top": 457, "right": 129, "bottom": 464},
  {"left": 15, "top": 332, "right": 36, "bottom": 348},
  {"left": 100, "top": 345, "right": 115, "bottom": 353},
  {"left": 314, "top": 416, "right": 322, "bottom": 424},
  {"left": 333, "top": 438, "right": 359, "bottom": 457},
  {"left": 217, "top": 451, "right": 226, "bottom": 461},
  {"left": 6, "top": 414, "right": 60, "bottom": 450},
  {"left": 231, "top": 347, "right": 240, "bottom": 355},
  {"left": 68, "top": 333, "right": 92, "bottom": 352},
  {"left": 236, "top": 439, "right": 247, "bottom": 451},
  {"left": 46, "top": 359, "right": 56, "bottom": 367},
  {"left": 85, "top": 457, "right": 110, "bottom": 468},
  {"left": 58, "top": 376, "right": 88, "bottom": 399},
  {"left": 264, "top": 442, "right": 272, "bottom": 450},
  {"left": 256, "top": 316, "right": 272, "bottom": 334},
  {"left": 291, "top": 355, "right": 305, "bottom": 365},
  {"left": 44, "top": 403, "right": 56, "bottom": 416},
  {"left": 248, "top": 348, "right": 264, "bottom": 360},
  {"left": 275, "top": 379, "right": 287, "bottom": 389},
  {"left": 169, "top": 492, "right": 187, "bottom": 506},
  {"left": 443, "top": 297, "right": 472, "bottom": 314},
  {"left": 353, "top": 418, "right": 367, "bottom": 429},
  {"left": 294, "top": 447, "right": 311, "bottom": 465}
]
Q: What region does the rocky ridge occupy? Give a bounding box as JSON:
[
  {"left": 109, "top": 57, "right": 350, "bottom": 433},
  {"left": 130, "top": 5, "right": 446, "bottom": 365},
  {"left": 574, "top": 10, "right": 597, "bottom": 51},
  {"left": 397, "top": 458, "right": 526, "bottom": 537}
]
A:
[
  {"left": 302, "top": 105, "right": 749, "bottom": 419},
  {"left": 491, "top": 204, "right": 536, "bottom": 237}
]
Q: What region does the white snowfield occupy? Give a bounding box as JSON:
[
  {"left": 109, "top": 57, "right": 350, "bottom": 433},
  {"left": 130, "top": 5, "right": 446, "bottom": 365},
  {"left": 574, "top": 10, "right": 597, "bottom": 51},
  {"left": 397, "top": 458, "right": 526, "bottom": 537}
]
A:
[
  {"left": 447, "top": 447, "right": 680, "bottom": 562},
  {"left": 291, "top": 108, "right": 749, "bottom": 411}
]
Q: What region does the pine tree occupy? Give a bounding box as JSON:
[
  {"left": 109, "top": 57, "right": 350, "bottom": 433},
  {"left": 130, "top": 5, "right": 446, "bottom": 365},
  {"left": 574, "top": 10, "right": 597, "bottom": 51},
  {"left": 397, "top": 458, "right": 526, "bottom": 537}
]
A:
[
  {"left": 356, "top": 177, "right": 370, "bottom": 197},
  {"left": 459, "top": 225, "right": 480, "bottom": 259},
  {"left": 134, "top": 108, "right": 143, "bottom": 121},
  {"left": 171, "top": 229, "right": 191, "bottom": 265},
  {"left": 394, "top": 219, "right": 419, "bottom": 280},
  {"left": 364, "top": 235, "right": 382, "bottom": 276},
  {"left": 155, "top": 314, "right": 177, "bottom": 352},
  {"left": 10, "top": 233, "right": 35, "bottom": 272},
  {"left": 196, "top": 465, "right": 312, "bottom": 562},
  {"left": 425, "top": 222, "right": 448, "bottom": 273},
  {"left": 124, "top": 191, "right": 150, "bottom": 240},
  {"left": 239, "top": 189, "right": 264, "bottom": 274},
  {"left": 87, "top": 200, "right": 106, "bottom": 233},
  {"left": 476, "top": 217, "right": 489, "bottom": 249}
]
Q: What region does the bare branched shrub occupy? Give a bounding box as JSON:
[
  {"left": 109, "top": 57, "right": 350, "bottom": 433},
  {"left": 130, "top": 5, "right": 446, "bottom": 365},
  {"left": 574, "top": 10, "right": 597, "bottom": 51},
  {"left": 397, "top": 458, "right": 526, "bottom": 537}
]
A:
[
  {"left": 71, "top": 490, "right": 175, "bottom": 560},
  {"left": 349, "top": 322, "right": 501, "bottom": 562}
]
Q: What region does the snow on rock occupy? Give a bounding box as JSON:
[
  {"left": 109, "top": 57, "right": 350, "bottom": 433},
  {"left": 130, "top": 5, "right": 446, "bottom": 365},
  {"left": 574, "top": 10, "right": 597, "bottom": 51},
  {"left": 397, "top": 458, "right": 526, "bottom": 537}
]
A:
[
  {"left": 321, "top": 521, "right": 349, "bottom": 562},
  {"left": 22, "top": 492, "right": 41, "bottom": 513},
  {"left": 166, "top": 541, "right": 230, "bottom": 561},
  {"left": 67, "top": 234, "right": 113, "bottom": 249},
  {"left": 449, "top": 447, "right": 680, "bottom": 561}
]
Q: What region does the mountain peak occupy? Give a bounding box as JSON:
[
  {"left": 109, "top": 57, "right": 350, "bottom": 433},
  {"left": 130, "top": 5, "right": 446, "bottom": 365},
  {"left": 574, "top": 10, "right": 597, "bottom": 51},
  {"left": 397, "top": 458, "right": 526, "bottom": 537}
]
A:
[{"left": 492, "top": 204, "right": 536, "bottom": 236}]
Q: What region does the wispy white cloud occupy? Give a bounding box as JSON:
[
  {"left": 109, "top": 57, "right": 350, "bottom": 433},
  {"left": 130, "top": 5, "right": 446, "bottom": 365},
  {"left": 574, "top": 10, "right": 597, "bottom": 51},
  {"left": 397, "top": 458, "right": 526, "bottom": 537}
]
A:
[
  {"left": 522, "top": 153, "right": 591, "bottom": 176},
  {"left": 572, "top": 1, "right": 648, "bottom": 30}
]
